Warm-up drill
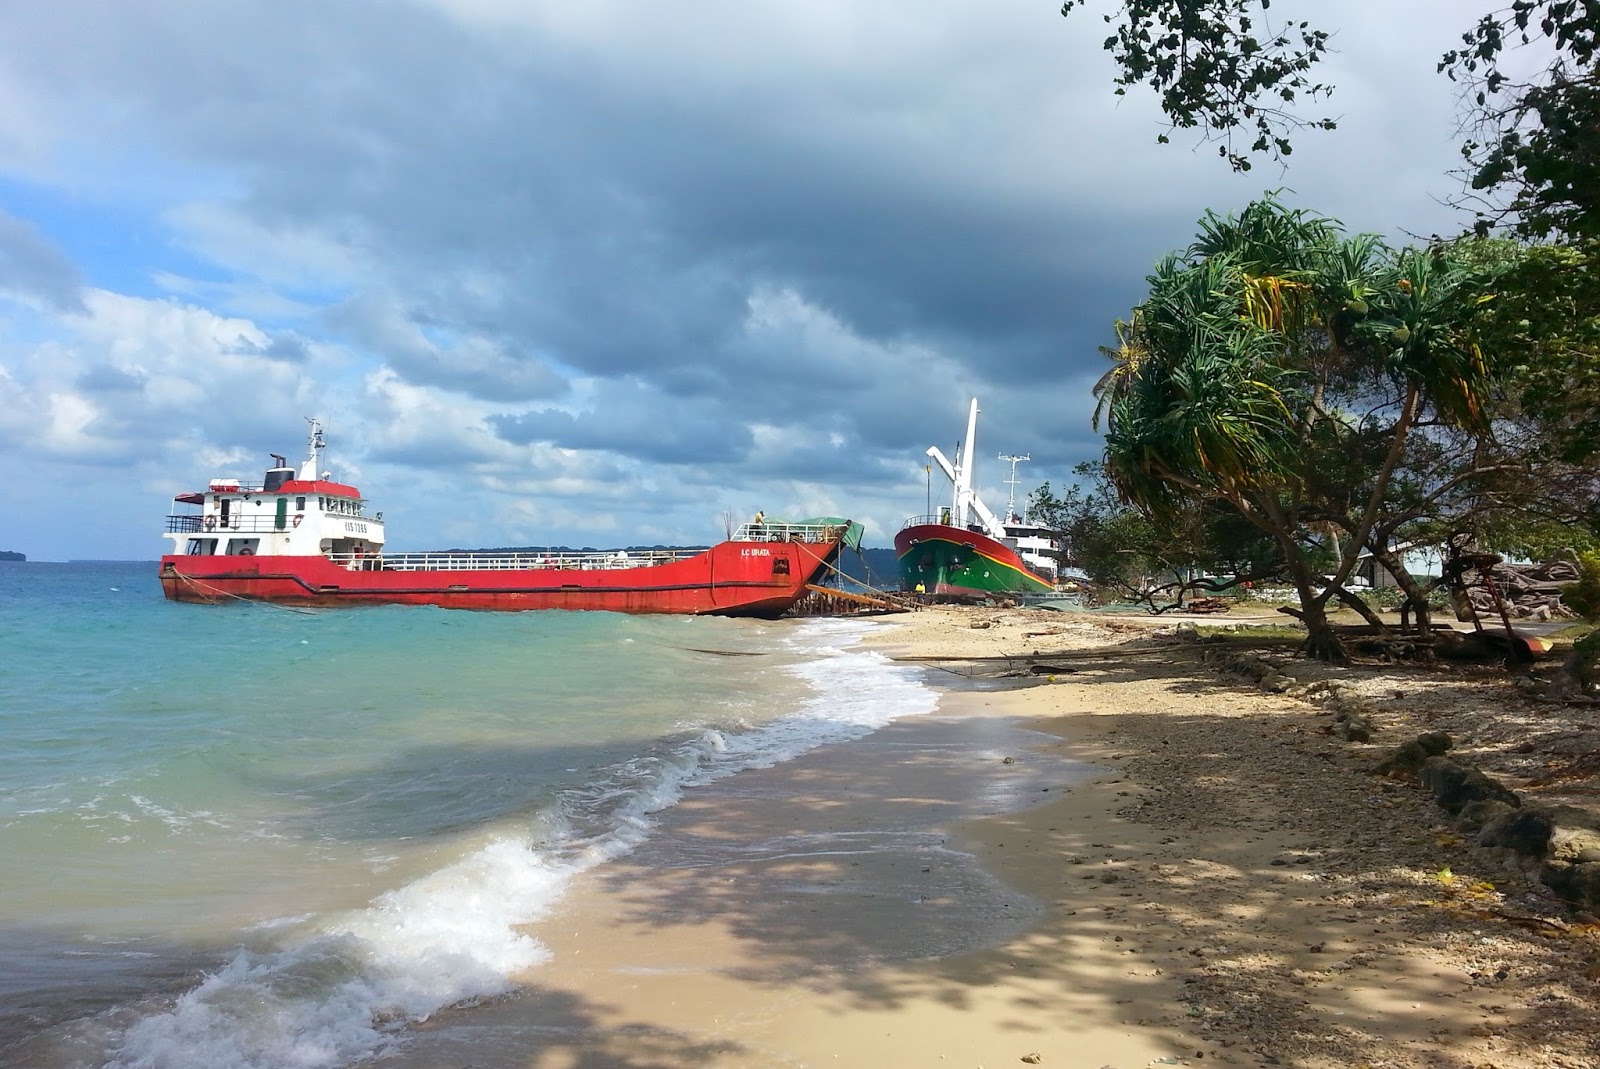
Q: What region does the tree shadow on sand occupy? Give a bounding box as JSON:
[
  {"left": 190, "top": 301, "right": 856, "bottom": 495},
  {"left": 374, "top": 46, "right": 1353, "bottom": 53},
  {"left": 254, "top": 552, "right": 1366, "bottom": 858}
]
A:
[{"left": 577, "top": 648, "right": 1600, "bottom": 1067}]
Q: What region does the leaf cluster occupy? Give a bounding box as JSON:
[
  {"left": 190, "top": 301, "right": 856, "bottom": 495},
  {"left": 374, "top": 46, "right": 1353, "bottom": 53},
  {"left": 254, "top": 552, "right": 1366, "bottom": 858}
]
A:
[
  {"left": 1461, "top": 237, "right": 1600, "bottom": 462},
  {"left": 1060, "top": 1, "right": 1600, "bottom": 240},
  {"left": 1441, "top": 1, "right": 1600, "bottom": 239},
  {"left": 1097, "top": 196, "right": 1499, "bottom": 529},
  {"left": 1060, "top": 0, "right": 1335, "bottom": 170}
]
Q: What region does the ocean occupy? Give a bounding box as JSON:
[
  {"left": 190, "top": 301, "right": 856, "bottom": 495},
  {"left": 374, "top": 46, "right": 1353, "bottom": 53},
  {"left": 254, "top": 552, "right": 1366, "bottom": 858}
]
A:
[{"left": 0, "top": 562, "right": 938, "bottom": 1069}]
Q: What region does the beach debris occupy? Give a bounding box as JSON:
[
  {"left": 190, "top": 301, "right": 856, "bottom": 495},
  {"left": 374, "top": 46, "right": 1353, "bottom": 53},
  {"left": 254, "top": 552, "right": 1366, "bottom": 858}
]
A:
[
  {"left": 1373, "top": 732, "right": 1454, "bottom": 777},
  {"left": 1383, "top": 746, "right": 1600, "bottom": 908},
  {"left": 1002, "top": 756, "right": 1016, "bottom": 764},
  {"left": 1419, "top": 756, "right": 1522, "bottom": 815},
  {"left": 1327, "top": 707, "right": 1374, "bottom": 742},
  {"left": 1028, "top": 663, "right": 1079, "bottom": 674},
  {"left": 1453, "top": 556, "right": 1582, "bottom": 621},
  {"left": 1436, "top": 627, "right": 1554, "bottom": 664},
  {"left": 1021, "top": 1055, "right": 1043, "bottom": 1064}
]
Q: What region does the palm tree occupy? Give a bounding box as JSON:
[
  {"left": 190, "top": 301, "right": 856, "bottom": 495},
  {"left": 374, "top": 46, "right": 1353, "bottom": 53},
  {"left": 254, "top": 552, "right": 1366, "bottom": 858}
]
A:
[{"left": 1096, "top": 197, "right": 1501, "bottom": 661}]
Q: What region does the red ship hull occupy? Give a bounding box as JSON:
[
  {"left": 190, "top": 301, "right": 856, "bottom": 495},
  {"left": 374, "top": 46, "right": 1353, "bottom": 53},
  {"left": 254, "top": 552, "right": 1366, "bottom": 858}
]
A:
[{"left": 160, "top": 539, "right": 839, "bottom": 618}]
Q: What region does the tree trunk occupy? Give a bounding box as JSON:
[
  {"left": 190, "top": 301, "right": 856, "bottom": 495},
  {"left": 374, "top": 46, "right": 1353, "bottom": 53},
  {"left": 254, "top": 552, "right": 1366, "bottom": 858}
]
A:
[
  {"left": 1331, "top": 585, "right": 1388, "bottom": 631},
  {"left": 1297, "top": 597, "right": 1348, "bottom": 663},
  {"left": 1265, "top": 534, "right": 1351, "bottom": 664},
  {"left": 1275, "top": 558, "right": 1349, "bottom": 663},
  {"left": 1365, "top": 543, "right": 1434, "bottom": 638}
]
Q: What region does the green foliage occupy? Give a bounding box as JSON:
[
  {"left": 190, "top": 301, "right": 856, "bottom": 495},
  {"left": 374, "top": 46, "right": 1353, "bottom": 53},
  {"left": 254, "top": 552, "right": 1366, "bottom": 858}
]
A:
[
  {"left": 1366, "top": 584, "right": 1450, "bottom": 613},
  {"left": 1441, "top": 2, "right": 1600, "bottom": 239},
  {"left": 1096, "top": 195, "right": 1513, "bottom": 656},
  {"left": 1059, "top": 0, "right": 1334, "bottom": 171},
  {"left": 1569, "top": 625, "right": 1600, "bottom": 691},
  {"left": 1030, "top": 463, "right": 1284, "bottom": 605},
  {"left": 1474, "top": 514, "right": 1600, "bottom": 562},
  {"left": 1464, "top": 238, "right": 1600, "bottom": 464},
  {"left": 1562, "top": 551, "right": 1600, "bottom": 621},
  {"left": 1099, "top": 198, "right": 1500, "bottom": 522}
]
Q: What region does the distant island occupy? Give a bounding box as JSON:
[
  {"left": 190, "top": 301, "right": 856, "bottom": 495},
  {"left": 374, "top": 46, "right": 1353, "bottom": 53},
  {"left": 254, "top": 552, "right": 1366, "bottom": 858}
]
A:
[{"left": 0, "top": 550, "right": 25, "bottom": 562}]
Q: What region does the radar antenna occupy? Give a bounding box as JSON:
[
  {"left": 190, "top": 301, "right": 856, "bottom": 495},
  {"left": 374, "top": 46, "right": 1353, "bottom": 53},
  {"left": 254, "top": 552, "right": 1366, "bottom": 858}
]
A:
[{"left": 998, "top": 452, "right": 1030, "bottom": 524}]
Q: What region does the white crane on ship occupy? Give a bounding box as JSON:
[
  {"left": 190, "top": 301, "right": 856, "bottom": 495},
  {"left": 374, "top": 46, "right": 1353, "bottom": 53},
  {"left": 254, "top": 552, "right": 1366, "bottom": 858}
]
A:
[{"left": 924, "top": 398, "right": 1009, "bottom": 542}]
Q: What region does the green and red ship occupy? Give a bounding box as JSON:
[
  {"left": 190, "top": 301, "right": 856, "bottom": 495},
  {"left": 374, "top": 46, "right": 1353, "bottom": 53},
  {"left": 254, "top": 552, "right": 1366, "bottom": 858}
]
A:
[{"left": 894, "top": 399, "right": 1057, "bottom": 600}]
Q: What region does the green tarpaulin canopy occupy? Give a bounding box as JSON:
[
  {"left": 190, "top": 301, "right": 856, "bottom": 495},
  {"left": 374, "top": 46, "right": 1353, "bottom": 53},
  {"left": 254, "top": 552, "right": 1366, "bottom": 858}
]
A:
[{"left": 778, "top": 516, "right": 865, "bottom": 553}]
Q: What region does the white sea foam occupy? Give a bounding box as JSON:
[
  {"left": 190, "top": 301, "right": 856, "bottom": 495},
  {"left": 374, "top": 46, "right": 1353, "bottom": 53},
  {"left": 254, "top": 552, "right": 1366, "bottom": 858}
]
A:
[{"left": 101, "top": 617, "right": 934, "bottom": 1069}]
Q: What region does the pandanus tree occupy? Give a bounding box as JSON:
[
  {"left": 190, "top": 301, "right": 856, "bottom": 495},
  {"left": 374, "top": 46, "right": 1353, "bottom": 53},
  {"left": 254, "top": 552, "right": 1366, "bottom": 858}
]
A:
[{"left": 1095, "top": 196, "right": 1503, "bottom": 661}]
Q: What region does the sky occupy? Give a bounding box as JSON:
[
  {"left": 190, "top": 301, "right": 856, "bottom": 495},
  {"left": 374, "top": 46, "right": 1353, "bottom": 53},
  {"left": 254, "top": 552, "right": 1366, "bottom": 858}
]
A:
[{"left": 0, "top": 0, "right": 1481, "bottom": 560}]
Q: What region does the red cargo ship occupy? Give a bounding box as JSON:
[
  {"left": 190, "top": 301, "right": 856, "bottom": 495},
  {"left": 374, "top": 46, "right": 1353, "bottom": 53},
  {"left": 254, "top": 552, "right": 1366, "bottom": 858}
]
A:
[{"left": 159, "top": 422, "right": 858, "bottom": 617}]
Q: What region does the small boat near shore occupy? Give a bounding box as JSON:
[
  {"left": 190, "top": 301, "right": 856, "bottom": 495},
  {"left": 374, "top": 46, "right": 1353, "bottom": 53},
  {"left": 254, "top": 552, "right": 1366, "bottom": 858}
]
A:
[
  {"left": 895, "top": 399, "right": 1056, "bottom": 600},
  {"left": 159, "top": 421, "right": 860, "bottom": 616}
]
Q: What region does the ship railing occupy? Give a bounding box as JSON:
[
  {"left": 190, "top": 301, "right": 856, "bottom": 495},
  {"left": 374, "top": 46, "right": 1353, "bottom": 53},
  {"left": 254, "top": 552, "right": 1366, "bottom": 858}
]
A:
[
  {"left": 730, "top": 522, "right": 844, "bottom": 543},
  {"left": 166, "top": 514, "right": 379, "bottom": 534},
  {"left": 899, "top": 513, "right": 956, "bottom": 530},
  {"left": 328, "top": 549, "right": 705, "bottom": 572}
]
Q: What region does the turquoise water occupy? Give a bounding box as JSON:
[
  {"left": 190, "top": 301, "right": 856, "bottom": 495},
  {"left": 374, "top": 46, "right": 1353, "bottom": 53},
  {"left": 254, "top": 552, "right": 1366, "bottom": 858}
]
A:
[{"left": 0, "top": 563, "right": 936, "bottom": 1068}]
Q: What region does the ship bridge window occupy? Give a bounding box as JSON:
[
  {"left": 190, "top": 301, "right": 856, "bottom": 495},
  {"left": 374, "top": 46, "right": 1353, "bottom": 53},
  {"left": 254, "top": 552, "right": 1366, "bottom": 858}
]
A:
[
  {"left": 226, "top": 538, "right": 261, "bottom": 556},
  {"left": 186, "top": 538, "right": 218, "bottom": 555},
  {"left": 296, "top": 496, "right": 306, "bottom": 510}
]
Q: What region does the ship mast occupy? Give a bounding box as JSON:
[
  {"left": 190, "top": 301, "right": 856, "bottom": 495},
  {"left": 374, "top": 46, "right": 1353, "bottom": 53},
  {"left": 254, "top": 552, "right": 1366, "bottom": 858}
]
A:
[
  {"left": 998, "top": 453, "right": 1030, "bottom": 524},
  {"left": 299, "top": 417, "right": 326, "bottom": 481}
]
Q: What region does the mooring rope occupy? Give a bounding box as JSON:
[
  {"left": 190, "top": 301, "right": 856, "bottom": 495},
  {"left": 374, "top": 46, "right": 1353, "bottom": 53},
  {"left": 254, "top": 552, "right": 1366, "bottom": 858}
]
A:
[
  {"left": 814, "top": 555, "right": 915, "bottom": 607},
  {"left": 175, "top": 572, "right": 321, "bottom": 615}
]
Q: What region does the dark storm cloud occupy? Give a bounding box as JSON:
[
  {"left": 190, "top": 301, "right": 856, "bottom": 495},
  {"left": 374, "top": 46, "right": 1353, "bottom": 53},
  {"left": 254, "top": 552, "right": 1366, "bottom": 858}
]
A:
[
  {"left": 327, "top": 292, "right": 570, "bottom": 401},
  {"left": 0, "top": 1, "right": 1481, "bottom": 557},
  {"left": 2, "top": 1, "right": 1152, "bottom": 409},
  {"left": 490, "top": 383, "right": 753, "bottom": 465},
  {"left": 0, "top": 210, "right": 85, "bottom": 312}
]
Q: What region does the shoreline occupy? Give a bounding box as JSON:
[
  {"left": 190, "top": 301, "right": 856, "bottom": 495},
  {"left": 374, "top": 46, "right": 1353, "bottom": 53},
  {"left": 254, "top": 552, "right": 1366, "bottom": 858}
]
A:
[{"left": 386, "top": 606, "right": 1598, "bottom": 1069}]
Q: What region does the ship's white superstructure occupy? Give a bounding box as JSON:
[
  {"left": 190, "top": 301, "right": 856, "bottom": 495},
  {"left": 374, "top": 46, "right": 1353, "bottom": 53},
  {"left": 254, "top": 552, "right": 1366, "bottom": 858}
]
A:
[
  {"left": 994, "top": 451, "right": 1058, "bottom": 579},
  {"left": 162, "top": 419, "right": 386, "bottom": 562}
]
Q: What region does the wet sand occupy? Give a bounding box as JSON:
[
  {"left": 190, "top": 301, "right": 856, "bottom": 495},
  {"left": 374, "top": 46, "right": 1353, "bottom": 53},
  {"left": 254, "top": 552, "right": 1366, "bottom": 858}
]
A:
[
  {"left": 380, "top": 678, "right": 1197, "bottom": 1068},
  {"left": 382, "top": 607, "right": 1600, "bottom": 1068}
]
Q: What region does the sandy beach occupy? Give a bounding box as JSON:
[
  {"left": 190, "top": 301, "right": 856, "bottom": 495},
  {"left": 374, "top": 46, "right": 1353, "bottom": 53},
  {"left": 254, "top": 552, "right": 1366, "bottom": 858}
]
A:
[{"left": 384, "top": 607, "right": 1600, "bottom": 1069}]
